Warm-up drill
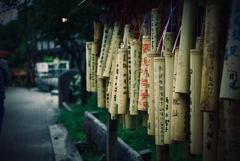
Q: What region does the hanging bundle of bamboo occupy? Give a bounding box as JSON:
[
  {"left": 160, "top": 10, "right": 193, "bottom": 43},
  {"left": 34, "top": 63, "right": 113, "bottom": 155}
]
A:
[
  {"left": 86, "top": 42, "right": 93, "bottom": 92},
  {"left": 91, "top": 42, "right": 100, "bottom": 92}
]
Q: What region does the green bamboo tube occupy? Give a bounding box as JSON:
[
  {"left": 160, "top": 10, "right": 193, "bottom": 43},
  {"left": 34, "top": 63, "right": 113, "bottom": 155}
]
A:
[
  {"left": 123, "top": 110, "right": 137, "bottom": 130},
  {"left": 164, "top": 52, "right": 174, "bottom": 144},
  {"left": 130, "top": 40, "right": 142, "bottom": 115},
  {"left": 97, "top": 77, "right": 106, "bottom": 108},
  {"left": 154, "top": 57, "right": 165, "bottom": 145},
  {"left": 117, "top": 48, "right": 128, "bottom": 114},
  {"left": 224, "top": 100, "right": 240, "bottom": 161},
  {"left": 151, "top": 8, "right": 161, "bottom": 51},
  {"left": 163, "top": 32, "right": 176, "bottom": 54},
  {"left": 190, "top": 49, "right": 203, "bottom": 154},
  {"left": 138, "top": 35, "right": 151, "bottom": 111},
  {"left": 94, "top": 21, "right": 103, "bottom": 43},
  {"left": 103, "top": 22, "right": 122, "bottom": 78},
  {"left": 175, "top": 0, "right": 197, "bottom": 94},
  {"left": 195, "top": 36, "right": 203, "bottom": 50},
  {"left": 86, "top": 42, "right": 93, "bottom": 92},
  {"left": 217, "top": 100, "right": 224, "bottom": 161},
  {"left": 220, "top": 0, "right": 240, "bottom": 100},
  {"left": 91, "top": 42, "right": 99, "bottom": 92},
  {"left": 202, "top": 112, "right": 218, "bottom": 161},
  {"left": 200, "top": 2, "right": 222, "bottom": 111},
  {"left": 97, "top": 25, "right": 113, "bottom": 78}
]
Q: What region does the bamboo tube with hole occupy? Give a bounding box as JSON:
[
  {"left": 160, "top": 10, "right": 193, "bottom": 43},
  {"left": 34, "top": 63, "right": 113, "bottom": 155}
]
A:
[
  {"left": 189, "top": 49, "right": 203, "bottom": 154},
  {"left": 202, "top": 112, "right": 218, "bottom": 161},
  {"left": 129, "top": 40, "right": 142, "bottom": 115},
  {"left": 94, "top": 21, "right": 103, "bottom": 43},
  {"left": 175, "top": 0, "right": 197, "bottom": 94},
  {"left": 220, "top": 0, "right": 240, "bottom": 100},
  {"left": 91, "top": 42, "right": 99, "bottom": 92},
  {"left": 86, "top": 42, "right": 93, "bottom": 92},
  {"left": 97, "top": 25, "right": 113, "bottom": 78},
  {"left": 164, "top": 52, "right": 174, "bottom": 144},
  {"left": 147, "top": 52, "right": 160, "bottom": 135},
  {"left": 151, "top": 8, "right": 161, "bottom": 51},
  {"left": 154, "top": 57, "right": 165, "bottom": 145},
  {"left": 224, "top": 100, "right": 240, "bottom": 161},
  {"left": 200, "top": 2, "right": 222, "bottom": 111},
  {"left": 117, "top": 48, "right": 128, "bottom": 114}
]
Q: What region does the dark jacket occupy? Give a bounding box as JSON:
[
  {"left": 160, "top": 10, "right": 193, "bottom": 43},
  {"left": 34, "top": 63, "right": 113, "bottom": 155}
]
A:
[{"left": 0, "top": 59, "right": 11, "bottom": 99}]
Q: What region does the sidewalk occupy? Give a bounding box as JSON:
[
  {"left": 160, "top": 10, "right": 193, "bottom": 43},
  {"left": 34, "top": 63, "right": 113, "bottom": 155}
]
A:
[{"left": 0, "top": 87, "right": 60, "bottom": 161}]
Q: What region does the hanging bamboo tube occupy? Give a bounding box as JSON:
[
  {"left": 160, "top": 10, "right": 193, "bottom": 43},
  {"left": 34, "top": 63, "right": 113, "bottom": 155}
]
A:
[
  {"left": 86, "top": 42, "right": 93, "bottom": 92},
  {"left": 217, "top": 100, "right": 224, "bottom": 161},
  {"left": 123, "top": 24, "right": 130, "bottom": 47},
  {"left": 97, "top": 25, "right": 113, "bottom": 78},
  {"left": 122, "top": 110, "right": 137, "bottom": 130},
  {"left": 163, "top": 32, "right": 176, "bottom": 54},
  {"left": 164, "top": 52, "right": 174, "bottom": 144},
  {"left": 105, "top": 79, "right": 110, "bottom": 108},
  {"left": 117, "top": 48, "right": 128, "bottom": 114},
  {"left": 189, "top": 49, "right": 203, "bottom": 154},
  {"left": 175, "top": 0, "right": 197, "bottom": 94},
  {"left": 147, "top": 51, "right": 160, "bottom": 135},
  {"left": 129, "top": 40, "right": 142, "bottom": 115},
  {"left": 151, "top": 8, "right": 161, "bottom": 51},
  {"left": 94, "top": 20, "right": 103, "bottom": 43},
  {"left": 138, "top": 35, "right": 151, "bottom": 111},
  {"left": 220, "top": 0, "right": 240, "bottom": 100},
  {"left": 154, "top": 57, "right": 165, "bottom": 145},
  {"left": 200, "top": 2, "right": 222, "bottom": 111},
  {"left": 202, "top": 112, "right": 218, "bottom": 161},
  {"left": 91, "top": 42, "right": 99, "bottom": 92},
  {"left": 224, "top": 100, "right": 240, "bottom": 161},
  {"left": 97, "top": 77, "right": 106, "bottom": 108}
]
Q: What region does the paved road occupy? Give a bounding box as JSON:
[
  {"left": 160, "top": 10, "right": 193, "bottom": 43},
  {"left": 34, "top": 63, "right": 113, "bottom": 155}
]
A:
[{"left": 0, "top": 87, "right": 59, "bottom": 161}]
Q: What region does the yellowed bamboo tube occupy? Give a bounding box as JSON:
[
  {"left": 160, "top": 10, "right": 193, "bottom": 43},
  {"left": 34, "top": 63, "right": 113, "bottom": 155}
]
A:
[
  {"left": 129, "top": 40, "right": 142, "bottom": 115},
  {"left": 175, "top": 0, "right": 197, "bottom": 94},
  {"left": 147, "top": 52, "right": 160, "bottom": 135},
  {"left": 86, "top": 42, "right": 93, "bottom": 92},
  {"left": 97, "top": 77, "right": 106, "bottom": 108},
  {"left": 94, "top": 21, "right": 103, "bottom": 43},
  {"left": 200, "top": 3, "right": 221, "bottom": 111},
  {"left": 217, "top": 100, "right": 224, "bottom": 161},
  {"left": 151, "top": 8, "right": 161, "bottom": 51},
  {"left": 103, "top": 22, "right": 122, "bottom": 78},
  {"left": 105, "top": 79, "right": 110, "bottom": 108},
  {"left": 220, "top": 0, "right": 240, "bottom": 100},
  {"left": 164, "top": 52, "right": 174, "bottom": 144},
  {"left": 154, "top": 57, "right": 165, "bottom": 145},
  {"left": 189, "top": 49, "right": 203, "bottom": 154},
  {"left": 91, "top": 42, "right": 99, "bottom": 92},
  {"left": 163, "top": 32, "right": 176, "bottom": 54},
  {"left": 142, "top": 112, "right": 148, "bottom": 127},
  {"left": 97, "top": 25, "right": 113, "bottom": 78},
  {"left": 138, "top": 35, "right": 151, "bottom": 111},
  {"left": 117, "top": 48, "right": 128, "bottom": 114},
  {"left": 224, "top": 100, "right": 240, "bottom": 161},
  {"left": 202, "top": 112, "right": 218, "bottom": 161}
]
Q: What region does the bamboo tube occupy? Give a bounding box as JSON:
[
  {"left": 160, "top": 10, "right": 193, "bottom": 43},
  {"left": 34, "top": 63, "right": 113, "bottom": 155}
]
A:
[
  {"left": 189, "top": 49, "right": 203, "bottom": 154},
  {"left": 200, "top": 2, "right": 222, "bottom": 111},
  {"left": 97, "top": 77, "right": 106, "bottom": 108},
  {"left": 123, "top": 110, "right": 137, "bottom": 130},
  {"left": 202, "top": 112, "right": 218, "bottom": 161},
  {"left": 105, "top": 79, "right": 110, "bottom": 108},
  {"left": 217, "top": 100, "right": 224, "bottom": 161},
  {"left": 94, "top": 21, "right": 103, "bottom": 43},
  {"left": 138, "top": 35, "right": 151, "bottom": 111},
  {"left": 195, "top": 36, "right": 203, "bottom": 50},
  {"left": 142, "top": 23, "right": 147, "bottom": 37},
  {"left": 117, "top": 48, "right": 128, "bottom": 114},
  {"left": 147, "top": 52, "right": 160, "bottom": 135},
  {"left": 154, "top": 57, "right": 165, "bottom": 145},
  {"left": 97, "top": 25, "right": 113, "bottom": 78},
  {"left": 164, "top": 52, "right": 174, "bottom": 144},
  {"left": 175, "top": 0, "right": 197, "bottom": 94},
  {"left": 163, "top": 32, "right": 176, "bottom": 54},
  {"left": 220, "top": 0, "right": 240, "bottom": 100},
  {"left": 86, "top": 42, "right": 93, "bottom": 92},
  {"left": 142, "top": 112, "right": 148, "bottom": 127},
  {"left": 91, "top": 42, "right": 99, "bottom": 92},
  {"left": 151, "top": 8, "right": 161, "bottom": 51},
  {"left": 224, "top": 100, "right": 240, "bottom": 161},
  {"left": 123, "top": 24, "right": 130, "bottom": 47},
  {"left": 129, "top": 40, "right": 142, "bottom": 115}
]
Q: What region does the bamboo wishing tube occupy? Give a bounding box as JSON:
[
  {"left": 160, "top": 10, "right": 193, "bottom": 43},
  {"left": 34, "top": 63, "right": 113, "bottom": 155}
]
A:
[
  {"left": 91, "top": 42, "right": 99, "bottom": 92},
  {"left": 117, "top": 48, "right": 128, "bottom": 114},
  {"left": 217, "top": 100, "right": 224, "bottom": 161},
  {"left": 94, "top": 21, "right": 103, "bottom": 43},
  {"left": 175, "top": 0, "right": 197, "bottom": 94},
  {"left": 200, "top": 2, "right": 221, "bottom": 111},
  {"left": 123, "top": 110, "right": 137, "bottom": 130},
  {"left": 86, "top": 42, "right": 93, "bottom": 92},
  {"left": 151, "top": 8, "right": 161, "bottom": 51},
  {"left": 123, "top": 24, "right": 130, "bottom": 47},
  {"left": 147, "top": 52, "right": 160, "bottom": 135},
  {"left": 164, "top": 52, "right": 174, "bottom": 144},
  {"left": 154, "top": 57, "right": 165, "bottom": 145},
  {"left": 129, "top": 40, "right": 142, "bottom": 115},
  {"left": 224, "top": 100, "right": 240, "bottom": 161},
  {"left": 202, "top": 112, "right": 218, "bottom": 161},
  {"left": 220, "top": 0, "right": 240, "bottom": 100},
  {"left": 105, "top": 79, "right": 110, "bottom": 108},
  {"left": 97, "top": 25, "right": 113, "bottom": 78},
  {"left": 190, "top": 49, "right": 203, "bottom": 154},
  {"left": 163, "top": 32, "right": 176, "bottom": 54},
  {"left": 138, "top": 35, "right": 151, "bottom": 111},
  {"left": 97, "top": 77, "right": 106, "bottom": 108}
]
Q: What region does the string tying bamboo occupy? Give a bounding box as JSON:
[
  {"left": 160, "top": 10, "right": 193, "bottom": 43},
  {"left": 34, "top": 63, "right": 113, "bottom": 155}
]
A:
[
  {"left": 86, "top": 42, "right": 93, "bottom": 92},
  {"left": 91, "top": 42, "right": 100, "bottom": 92},
  {"left": 151, "top": 8, "right": 161, "bottom": 52},
  {"left": 220, "top": 0, "right": 240, "bottom": 100},
  {"left": 175, "top": 0, "right": 197, "bottom": 94}
]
